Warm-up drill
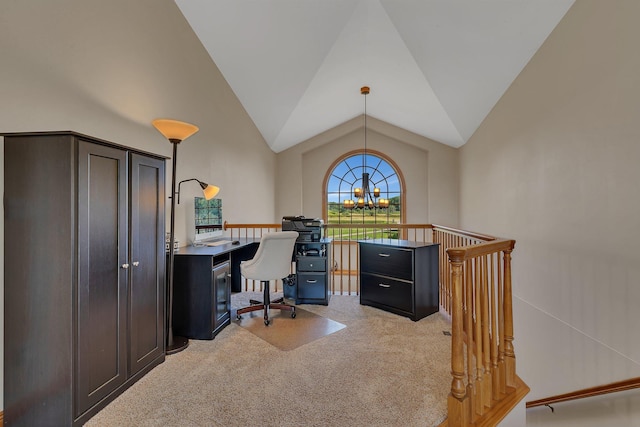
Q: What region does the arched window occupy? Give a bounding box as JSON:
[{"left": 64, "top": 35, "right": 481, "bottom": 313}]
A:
[{"left": 324, "top": 150, "right": 403, "bottom": 227}]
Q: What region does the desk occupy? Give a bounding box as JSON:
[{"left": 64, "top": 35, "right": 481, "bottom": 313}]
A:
[{"left": 172, "top": 238, "right": 259, "bottom": 339}]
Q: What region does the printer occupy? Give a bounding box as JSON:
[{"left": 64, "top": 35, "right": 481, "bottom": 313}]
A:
[{"left": 282, "top": 216, "right": 324, "bottom": 242}]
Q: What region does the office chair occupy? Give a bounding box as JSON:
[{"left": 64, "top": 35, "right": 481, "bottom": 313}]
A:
[{"left": 236, "top": 231, "right": 299, "bottom": 326}]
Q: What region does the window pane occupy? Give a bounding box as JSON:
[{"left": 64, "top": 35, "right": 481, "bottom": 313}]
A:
[{"left": 326, "top": 152, "right": 402, "bottom": 227}]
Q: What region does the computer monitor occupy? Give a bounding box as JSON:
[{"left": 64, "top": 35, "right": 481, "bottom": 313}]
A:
[{"left": 191, "top": 196, "right": 224, "bottom": 243}]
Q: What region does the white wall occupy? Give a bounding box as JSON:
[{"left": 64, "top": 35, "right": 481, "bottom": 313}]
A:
[
  {"left": 459, "top": 1, "right": 640, "bottom": 425},
  {"left": 275, "top": 116, "right": 459, "bottom": 225},
  {"left": 0, "top": 0, "right": 277, "bottom": 408}
]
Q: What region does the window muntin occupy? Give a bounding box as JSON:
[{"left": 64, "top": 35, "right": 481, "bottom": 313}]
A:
[{"left": 326, "top": 152, "right": 401, "bottom": 225}]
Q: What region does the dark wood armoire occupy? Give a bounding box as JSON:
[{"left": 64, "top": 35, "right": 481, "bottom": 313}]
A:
[{"left": 3, "top": 131, "right": 167, "bottom": 426}]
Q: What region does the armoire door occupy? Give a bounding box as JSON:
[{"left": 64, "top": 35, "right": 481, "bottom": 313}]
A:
[
  {"left": 76, "top": 141, "right": 128, "bottom": 416},
  {"left": 129, "top": 153, "right": 165, "bottom": 376}
]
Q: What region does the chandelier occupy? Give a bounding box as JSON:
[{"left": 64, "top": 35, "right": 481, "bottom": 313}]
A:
[{"left": 344, "top": 86, "right": 389, "bottom": 210}]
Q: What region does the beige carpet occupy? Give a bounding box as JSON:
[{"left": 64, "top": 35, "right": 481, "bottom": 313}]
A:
[{"left": 85, "top": 294, "right": 451, "bottom": 427}]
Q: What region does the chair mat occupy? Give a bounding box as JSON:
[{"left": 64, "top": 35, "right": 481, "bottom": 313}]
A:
[{"left": 233, "top": 305, "right": 346, "bottom": 351}]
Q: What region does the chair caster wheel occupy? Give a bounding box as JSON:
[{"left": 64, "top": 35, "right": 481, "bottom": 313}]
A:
[
  {"left": 291, "top": 312, "right": 296, "bottom": 319},
  {"left": 264, "top": 319, "right": 270, "bottom": 326}
]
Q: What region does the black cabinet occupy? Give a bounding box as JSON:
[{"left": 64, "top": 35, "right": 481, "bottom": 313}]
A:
[
  {"left": 290, "top": 239, "right": 332, "bottom": 305},
  {"left": 3, "top": 132, "right": 166, "bottom": 426},
  {"left": 359, "top": 239, "right": 439, "bottom": 321},
  {"left": 173, "top": 256, "right": 231, "bottom": 339}
]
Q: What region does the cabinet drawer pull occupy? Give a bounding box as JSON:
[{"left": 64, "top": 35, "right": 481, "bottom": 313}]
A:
[
  {"left": 121, "top": 263, "right": 130, "bottom": 269},
  {"left": 378, "top": 253, "right": 390, "bottom": 257},
  {"left": 306, "top": 279, "right": 318, "bottom": 284},
  {"left": 378, "top": 283, "right": 391, "bottom": 288},
  {"left": 132, "top": 261, "right": 140, "bottom": 267}
]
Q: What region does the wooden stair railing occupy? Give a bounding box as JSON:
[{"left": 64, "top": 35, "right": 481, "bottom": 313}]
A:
[
  {"left": 431, "top": 225, "right": 495, "bottom": 316},
  {"left": 445, "top": 239, "right": 529, "bottom": 426},
  {"left": 526, "top": 376, "right": 640, "bottom": 410},
  {"left": 224, "top": 221, "right": 281, "bottom": 238}
]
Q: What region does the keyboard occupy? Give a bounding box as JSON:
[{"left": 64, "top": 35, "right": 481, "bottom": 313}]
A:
[{"left": 203, "top": 240, "right": 232, "bottom": 247}]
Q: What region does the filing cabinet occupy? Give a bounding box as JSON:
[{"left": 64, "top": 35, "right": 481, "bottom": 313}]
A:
[
  {"left": 292, "top": 239, "right": 332, "bottom": 305},
  {"left": 359, "top": 239, "right": 439, "bottom": 321}
]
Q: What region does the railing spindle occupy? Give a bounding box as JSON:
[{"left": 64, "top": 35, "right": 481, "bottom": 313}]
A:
[
  {"left": 490, "top": 252, "right": 500, "bottom": 401},
  {"left": 503, "top": 244, "right": 516, "bottom": 388},
  {"left": 448, "top": 250, "right": 469, "bottom": 425}
]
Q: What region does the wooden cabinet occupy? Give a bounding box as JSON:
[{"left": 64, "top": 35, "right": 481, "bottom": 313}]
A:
[
  {"left": 172, "top": 256, "right": 231, "bottom": 340},
  {"left": 3, "top": 131, "right": 166, "bottom": 426},
  {"left": 359, "top": 239, "right": 439, "bottom": 321}
]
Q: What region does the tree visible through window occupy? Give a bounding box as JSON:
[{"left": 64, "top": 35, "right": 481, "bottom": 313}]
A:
[{"left": 326, "top": 151, "right": 402, "bottom": 238}]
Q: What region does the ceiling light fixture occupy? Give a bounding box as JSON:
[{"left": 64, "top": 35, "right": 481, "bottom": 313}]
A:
[{"left": 344, "top": 86, "right": 389, "bottom": 210}]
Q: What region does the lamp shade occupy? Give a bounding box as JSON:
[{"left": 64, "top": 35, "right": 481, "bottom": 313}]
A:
[
  {"left": 152, "top": 119, "right": 199, "bottom": 142},
  {"left": 200, "top": 182, "right": 220, "bottom": 200}
]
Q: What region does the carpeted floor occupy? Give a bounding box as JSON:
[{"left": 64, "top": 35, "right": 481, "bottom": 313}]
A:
[{"left": 85, "top": 294, "right": 451, "bottom": 427}]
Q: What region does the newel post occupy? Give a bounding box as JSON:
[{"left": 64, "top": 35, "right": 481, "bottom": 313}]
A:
[
  {"left": 503, "top": 240, "right": 516, "bottom": 388},
  {"left": 447, "top": 248, "right": 469, "bottom": 425}
]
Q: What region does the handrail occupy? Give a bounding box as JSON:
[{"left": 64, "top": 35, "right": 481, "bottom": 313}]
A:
[
  {"left": 447, "top": 239, "right": 515, "bottom": 261},
  {"left": 224, "top": 221, "right": 281, "bottom": 230},
  {"left": 526, "top": 376, "right": 640, "bottom": 409},
  {"left": 432, "top": 224, "right": 497, "bottom": 242},
  {"left": 327, "top": 223, "right": 433, "bottom": 229}
]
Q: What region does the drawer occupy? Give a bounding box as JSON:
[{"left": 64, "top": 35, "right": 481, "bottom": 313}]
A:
[
  {"left": 297, "top": 256, "right": 326, "bottom": 272},
  {"left": 297, "top": 272, "right": 326, "bottom": 299},
  {"left": 360, "top": 273, "right": 413, "bottom": 313},
  {"left": 360, "top": 244, "right": 413, "bottom": 281}
]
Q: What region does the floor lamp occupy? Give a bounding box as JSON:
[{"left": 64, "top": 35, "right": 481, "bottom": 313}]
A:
[{"left": 152, "top": 118, "right": 219, "bottom": 354}]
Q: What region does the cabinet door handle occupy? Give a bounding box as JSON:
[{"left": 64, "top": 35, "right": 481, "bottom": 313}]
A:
[
  {"left": 378, "top": 283, "right": 391, "bottom": 288},
  {"left": 121, "top": 263, "right": 130, "bottom": 269},
  {"left": 132, "top": 261, "right": 140, "bottom": 267},
  {"left": 378, "top": 253, "right": 390, "bottom": 257},
  {"left": 306, "top": 279, "right": 317, "bottom": 284}
]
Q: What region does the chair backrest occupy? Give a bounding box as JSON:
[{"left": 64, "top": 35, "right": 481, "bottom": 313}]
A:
[{"left": 240, "top": 231, "right": 299, "bottom": 281}]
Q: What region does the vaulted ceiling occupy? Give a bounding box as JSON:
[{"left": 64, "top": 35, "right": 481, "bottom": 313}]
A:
[{"left": 175, "top": 0, "right": 574, "bottom": 153}]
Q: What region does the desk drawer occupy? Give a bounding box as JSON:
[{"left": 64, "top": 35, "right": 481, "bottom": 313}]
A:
[
  {"left": 360, "top": 273, "right": 413, "bottom": 312},
  {"left": 297, "top": 256, "right": 326, "bottom": 272},
  {"left": 360, "top": 244, "right": 413, "bottom": 281},
  {"left": 297, "top": 272, "right": 326, "bottom": 299}
]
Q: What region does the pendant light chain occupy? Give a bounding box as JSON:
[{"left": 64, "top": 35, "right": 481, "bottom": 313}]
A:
[
  {"left": 363, "top": 86, "right": 367, "bottom": 170},
  {"left": 343, "top": 85, "right": 387, "bottom": 210}
]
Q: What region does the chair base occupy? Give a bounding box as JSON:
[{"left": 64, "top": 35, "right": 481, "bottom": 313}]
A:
[{"left": 236, "top": 281, "right": 296, "bottom": 326}]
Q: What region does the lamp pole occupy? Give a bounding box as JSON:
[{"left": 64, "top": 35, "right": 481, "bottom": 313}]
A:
[
  {"left": 166, "top": 138, "right": 189, "bottom": 354},
  {"left": 152, "top": 118, "right": 206, "bottom": 355}
]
